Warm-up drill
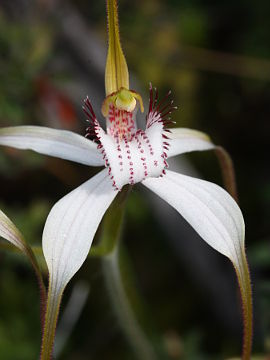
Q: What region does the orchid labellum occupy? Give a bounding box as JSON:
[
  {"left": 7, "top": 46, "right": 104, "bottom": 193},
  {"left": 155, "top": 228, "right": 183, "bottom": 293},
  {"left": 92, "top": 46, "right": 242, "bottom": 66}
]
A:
[{"left": 0, "top": 0, "right": 252, "bottom": 359}]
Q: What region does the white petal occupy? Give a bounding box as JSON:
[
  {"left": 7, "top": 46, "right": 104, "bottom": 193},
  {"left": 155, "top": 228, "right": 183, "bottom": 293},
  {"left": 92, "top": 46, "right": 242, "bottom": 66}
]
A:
[
  {"left": 42, "top": 169, "right": 117, "bottom": 291},
  {"left": 142, "top": 170, "right": 252, "bottom": 357},
  {"left": 167, "top": 128, "right": 215, "bottom": 158},
  {"left": 0, "top": 126, "right": 104, "bottom": 166},
  {"left": 0, "top": 209, "right": 26, "bottom": 252},
  {"left": 142, "top": 170, "right": 244, "bottom": 263}
]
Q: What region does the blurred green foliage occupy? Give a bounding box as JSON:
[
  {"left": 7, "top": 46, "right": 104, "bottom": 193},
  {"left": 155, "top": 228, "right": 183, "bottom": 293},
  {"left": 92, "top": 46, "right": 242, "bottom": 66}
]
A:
[{"left": 0, "top": 14, "right": 52, "bottom": 125}]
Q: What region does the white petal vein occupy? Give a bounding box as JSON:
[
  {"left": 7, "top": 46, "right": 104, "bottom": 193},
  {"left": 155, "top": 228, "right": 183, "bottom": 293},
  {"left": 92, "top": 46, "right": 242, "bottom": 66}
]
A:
[
  {"left": 142, "top": 170, "right": 245, "bottom": 264},
  {"left": 167, "top": 128, "right": 215, "bottom": 158},
  {"left": 0, "top": 126, "right": 104, "bottom": 166},
  {"left": 42, "top": 169, "right": 117, "bottom": 291}
]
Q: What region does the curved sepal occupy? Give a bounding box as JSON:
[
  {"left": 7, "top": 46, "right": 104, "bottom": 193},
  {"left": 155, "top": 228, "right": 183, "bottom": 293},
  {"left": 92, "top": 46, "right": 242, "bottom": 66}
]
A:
[
  {"left": 41, "top": 170, "right": 118, "bottom": 359},
  {"left": 0, "top": 126, "right": 103, "bottom": 166},
  {"left": 167, "top": 128, "right": 238, "bottom": 200},
  {"left": 142, "top": 170, "right": 252, "bottom": 359},
  {"left": 0, "top": 209, "right": 28, "bottom": 252},
  {"left": 167, "top": 127, "right": 215, "bottom": 158}
]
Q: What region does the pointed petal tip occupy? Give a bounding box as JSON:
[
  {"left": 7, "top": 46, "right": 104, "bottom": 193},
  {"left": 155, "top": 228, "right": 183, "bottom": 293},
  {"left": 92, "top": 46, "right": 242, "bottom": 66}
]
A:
[{"left": 42, "top": 169, "right": 118, "bottom": 290}]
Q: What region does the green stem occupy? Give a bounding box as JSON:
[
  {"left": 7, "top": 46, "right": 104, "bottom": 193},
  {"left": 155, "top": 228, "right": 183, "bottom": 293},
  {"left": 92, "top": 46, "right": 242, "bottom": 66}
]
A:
[
  {"left": 215, "top": 146, "right": 238, "bottom": 202},
  {"left": 102, "top": 249, "right": 157, "bottom": 360},
  {"left": 40, "top": 278, "right": 63, "bottom": 360},
  {"left": 234, "top": 251, "right": 253, "bottom": 360},
  {"left": 93, "top": 185, "right": 131, "bottom": 255},
  {"left": 99, "top": 186, "right": 161, "bottom": 359},
  {"left": 215, "top": 147, "right": 253, "bottom": 357}
]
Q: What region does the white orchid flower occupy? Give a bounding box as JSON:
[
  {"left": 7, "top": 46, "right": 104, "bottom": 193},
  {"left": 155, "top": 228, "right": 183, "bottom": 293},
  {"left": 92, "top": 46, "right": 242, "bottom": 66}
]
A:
[
  {"left": 0, "top": 87, "right": 221, "bottom": 271},
  {"left": 0, "top": 89, "right": 252, "bottom": 360},
  {"left": 0, "top": 88, "right": 232, "bottom": 287},
  {"left": 0, "top": 0, "right": 252, "bottom": 358}
]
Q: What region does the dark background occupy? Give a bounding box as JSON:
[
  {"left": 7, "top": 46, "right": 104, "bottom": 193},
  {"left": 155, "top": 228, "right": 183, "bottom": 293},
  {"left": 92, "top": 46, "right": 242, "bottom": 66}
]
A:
[{"left": 0, "top": 0, "right": 269, "bottom": 359}]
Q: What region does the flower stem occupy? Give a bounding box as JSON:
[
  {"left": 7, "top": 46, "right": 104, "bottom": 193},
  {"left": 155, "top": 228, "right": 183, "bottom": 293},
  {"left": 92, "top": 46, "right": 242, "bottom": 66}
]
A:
[
  {"left": 40, "top": 278, "right": 63, "bottom": 360},
  {"left": 233, "top": 250, "right": 253, "bottom": 360},
  {"left": 91, "top": 185, "right": 131, "bottom": 256},
  {"left": 215, "top": 146, "right": 238, "bottom": 202},
  {"left": 241, "top": 256, "right": 253, "bottom": 360},
  {"left": 215, "top": 146, "right": 252, "bottom": 357},
  {"left": 102, "top": 248, "right": 157, "bottom": 360},
  {"left": 100, "top": 186, "right": 165, "bottom": 359}
]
